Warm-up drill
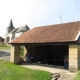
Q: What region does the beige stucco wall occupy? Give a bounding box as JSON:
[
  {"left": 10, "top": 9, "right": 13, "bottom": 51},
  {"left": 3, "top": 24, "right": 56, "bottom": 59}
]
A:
[
  {"left": 10, "top": 45, "right": 20, "bottom": 63},
  {"left": 69, "top": 45, "right": 80, "bottom": 72},
  {"left": 15, "top": 32, "right": 23, "bottom": 38}
]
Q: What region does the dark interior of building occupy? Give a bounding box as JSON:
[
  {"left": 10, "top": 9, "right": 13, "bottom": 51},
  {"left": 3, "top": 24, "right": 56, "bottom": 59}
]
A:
[{"left": 31, "top": 45, "right": 69, "bottom": 67}]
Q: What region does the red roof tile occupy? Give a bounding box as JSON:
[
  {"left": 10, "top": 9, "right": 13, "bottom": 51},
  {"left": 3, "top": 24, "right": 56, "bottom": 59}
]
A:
[{"left": 10, "top": 21, "right": 80, "bottom": 44}]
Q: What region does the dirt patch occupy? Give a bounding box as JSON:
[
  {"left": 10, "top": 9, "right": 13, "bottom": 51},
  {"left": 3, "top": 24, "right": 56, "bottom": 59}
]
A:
[
  {"left": 61, "top": 72, "right": 77, "bottom": 80},
  {"left": 51, "top": 72, "right": 77, "bottom": 80}
]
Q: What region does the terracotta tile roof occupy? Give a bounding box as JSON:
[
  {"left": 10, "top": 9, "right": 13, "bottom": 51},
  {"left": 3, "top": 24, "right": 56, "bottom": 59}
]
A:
[{"left": 10, "top": 21, "right": 80, "bottom": 44}]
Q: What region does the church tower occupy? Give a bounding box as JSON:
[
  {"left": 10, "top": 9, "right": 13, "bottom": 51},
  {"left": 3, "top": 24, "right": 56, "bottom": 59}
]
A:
[{"left": 6, "top": 19, "right": 15, "bottom": 34}]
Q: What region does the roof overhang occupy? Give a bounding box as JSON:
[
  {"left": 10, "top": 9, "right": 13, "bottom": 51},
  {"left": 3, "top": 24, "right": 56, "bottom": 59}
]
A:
[
  {"left": 10, "top": 41, "right": 76, "bottom": 46},
  {"left": 75, "top": 31, "right": 80, "bottom": 41}
]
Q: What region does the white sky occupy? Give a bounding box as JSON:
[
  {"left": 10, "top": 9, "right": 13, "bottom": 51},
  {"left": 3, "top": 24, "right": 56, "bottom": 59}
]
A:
[{"left": 0, "top": 0, "right": 80, "bottom": 37}]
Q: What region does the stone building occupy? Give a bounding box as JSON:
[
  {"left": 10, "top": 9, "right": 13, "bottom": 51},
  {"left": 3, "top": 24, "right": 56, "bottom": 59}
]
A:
[
  {"left": 4, "top": 19, "right": 30, "bottom": 43},
  {"left": 10, "top": 21, "right": 80, "bottom": 72}
]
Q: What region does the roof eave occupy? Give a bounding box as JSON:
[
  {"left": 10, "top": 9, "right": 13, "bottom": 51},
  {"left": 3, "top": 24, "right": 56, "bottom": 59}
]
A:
[{"left": 10, "top": 41, "right": 76, "bottom": 45}]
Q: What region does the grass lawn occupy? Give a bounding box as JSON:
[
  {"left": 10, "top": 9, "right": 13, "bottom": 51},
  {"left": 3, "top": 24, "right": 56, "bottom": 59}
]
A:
[
  {"left": 73, "top": 70, "right": 80, "bottom": 80},
  {"left": 0, "top": 60, "right": 52, "bottom": 80},
  {"left": 0, "top": 45, "right": 10, "bottom": 50}
]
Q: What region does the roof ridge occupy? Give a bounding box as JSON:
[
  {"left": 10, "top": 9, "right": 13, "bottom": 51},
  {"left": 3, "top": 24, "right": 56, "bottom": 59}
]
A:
[{"left": 34, "top": 21, "right": 80, "bottom": 28}]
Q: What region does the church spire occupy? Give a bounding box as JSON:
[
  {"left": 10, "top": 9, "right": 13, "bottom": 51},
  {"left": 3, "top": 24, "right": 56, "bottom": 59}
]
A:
[
  {"left": 9, "top": 19, "right": 14, "bottom": 28},
  {"left": 6, "top": 19, "right": 15, "bottom": 34}
]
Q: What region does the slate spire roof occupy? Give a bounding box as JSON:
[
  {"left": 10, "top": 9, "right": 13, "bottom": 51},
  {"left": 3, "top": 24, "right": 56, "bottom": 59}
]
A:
[
  {"left": 8, "top": 19, "right": 14, "bottom": 28},
  {"left": 10, "top": 21, "right": 80, "bottom": 44},
  {"left": 6, "top": 24, "right": 30, "bottom": 35},
  {"left": 15, "top": 25, "right": 30, "bottom": 33}
]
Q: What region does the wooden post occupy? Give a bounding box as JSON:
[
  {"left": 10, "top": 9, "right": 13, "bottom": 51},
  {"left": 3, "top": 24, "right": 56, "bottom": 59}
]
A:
[
  {"left": 54, "top": 56, "right": 55, "bottom": 67},
  {"left": 10, "top": 44, "right": 20, "bottom": 64}
]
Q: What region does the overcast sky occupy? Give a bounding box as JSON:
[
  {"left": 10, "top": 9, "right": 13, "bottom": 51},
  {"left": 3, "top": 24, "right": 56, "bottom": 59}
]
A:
[{"left": 0, "top": 0, "right": 80, "bottom": 37}]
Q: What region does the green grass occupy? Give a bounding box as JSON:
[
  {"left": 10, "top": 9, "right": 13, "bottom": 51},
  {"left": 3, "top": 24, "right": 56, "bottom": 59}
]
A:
[
  {"left": 20, "top": 46, "right": 24, "bottom": 56},
  {"left": 0, "top": 60, "right": 52, "bottom": 80},
  {"left": 73, "top": 70, "right": 80, "bottom": 80},
  {"left": 0, "top": 45, "right": 10, "bottom": 50},
  {"left": 20, "top": 49, "right": 24, "bottom": 56}
]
